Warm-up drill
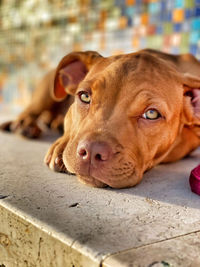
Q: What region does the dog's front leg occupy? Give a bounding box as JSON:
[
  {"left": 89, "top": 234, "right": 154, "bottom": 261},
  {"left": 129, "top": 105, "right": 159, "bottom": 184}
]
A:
[
  {"left": 44, "top": 135, "right": 69, "bottom": 173},
  {"left": 44, "top": 106, "right": 73, "bottom": 174}
]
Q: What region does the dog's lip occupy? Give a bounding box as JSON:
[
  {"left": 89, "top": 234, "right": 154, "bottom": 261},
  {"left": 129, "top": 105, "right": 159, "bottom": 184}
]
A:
[
  {"left": 64, "top": 150, "right": 137, "bottom": 187},
  {"left": 69, "top": 162, "right": 108, "bottom": 187},
  {"left": 77, "top": 167, "right": 108, "bottom": 187},
  {"left": 88, "top": 166, "right": 137, "bottom": 188},
  {"left": 72, "top": 164, "right": 138, "bottom": 188}
]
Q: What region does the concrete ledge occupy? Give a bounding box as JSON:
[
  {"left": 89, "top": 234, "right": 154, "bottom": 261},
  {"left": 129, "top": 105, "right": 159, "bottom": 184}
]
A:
[
  {"left": 103, "top": 232, "right": 200, "bottom": 267},
  {"left": 0, "top": 204, "right": 98, "bottom": 267},
  {"left": 0, "top": 127, "right": 200, "bottom": 266}
]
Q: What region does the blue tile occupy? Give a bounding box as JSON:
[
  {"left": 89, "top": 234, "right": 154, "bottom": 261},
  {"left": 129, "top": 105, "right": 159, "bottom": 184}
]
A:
[
  {"left": 190, "top": 44, "right": 198, "bottom": 56},
  {"left": 173, "top": 23, "right": 182, "bottom": 32},
  {"left": 127, "top": 17, "right": 133, "bottom": 27},
  {"left": 164, "top": 11, "right": 172, "bottom": 21},
  {"left": 156, "top": 25, "right": 163, "bottom": 34},
  {"left": 185, "top": 9, "right": 194, "bottom": 19},
  {"left": 161, "top": 1, "right": 166, "bottom": 11},
  {"left": 195, "top": 7, "right": 200, "bottom": 16}
]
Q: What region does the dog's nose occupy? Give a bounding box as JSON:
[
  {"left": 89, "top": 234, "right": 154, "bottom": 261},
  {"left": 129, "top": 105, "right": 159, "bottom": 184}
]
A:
[{"left": 77, "top": 141, "right": 112, "bottom": 164}]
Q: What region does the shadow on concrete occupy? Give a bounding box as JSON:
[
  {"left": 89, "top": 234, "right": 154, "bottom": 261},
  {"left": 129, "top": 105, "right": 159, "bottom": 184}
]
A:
[{"left": 107, "top": 150, "right": 200, "bottom": 210}]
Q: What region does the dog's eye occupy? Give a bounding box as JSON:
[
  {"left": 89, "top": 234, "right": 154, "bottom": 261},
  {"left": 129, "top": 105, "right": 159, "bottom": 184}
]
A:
[
  {"left": 142, "top": 109, "right": 161, "bottom": 120},
  {"left": 78, "top": 91, "right": 91, "bottom": 104}
]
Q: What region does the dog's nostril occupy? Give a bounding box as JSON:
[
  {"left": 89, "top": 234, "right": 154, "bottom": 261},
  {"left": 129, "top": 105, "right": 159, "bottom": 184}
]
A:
[
  {"left": 95, "top": 153, "right": 102, "bottom": 161},
  {"left": 77, "top": 141, "right": 111, "bottom": 163},
  {"left": 78, "top": 148, "right": 89, "bottom": 159},
  {"left": 80, "top": 149, "right": 87, "bottom": 156}
]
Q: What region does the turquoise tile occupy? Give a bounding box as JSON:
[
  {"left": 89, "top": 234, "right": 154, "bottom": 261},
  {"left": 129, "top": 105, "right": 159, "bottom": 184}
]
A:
[
  {"left": 148, "top": 3, "right": 161, "bottom": 14},
  {"left": 191, "top": 18, "right": 200, "bottom": 30},
  {"left": 125, "top": 6, "right": 136, "bottom": 17},
  {"left": 189, "top": 31, "right": 200, "bottom": 43},
  {"left": 175, "top": 0, "right": 185, "bottom": 8}
]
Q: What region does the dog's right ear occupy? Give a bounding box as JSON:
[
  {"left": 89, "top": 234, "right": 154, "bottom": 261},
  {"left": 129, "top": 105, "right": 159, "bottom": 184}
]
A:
[
  {"left": 181, "top": 73, "right": 200, "bottom": 126},
  {"left": 52, "top": 51, "right": 102, "bottom": 101}
]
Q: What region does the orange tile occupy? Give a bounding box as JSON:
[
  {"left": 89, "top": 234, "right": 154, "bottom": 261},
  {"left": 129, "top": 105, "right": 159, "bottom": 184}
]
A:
[
  {"left": 126, "top": 0, "right": 135, "bottom": 5},
  {"left": 132, "top": 36, "right": 139, "bottom": 48},
  {"left": 98, "top": 10, "right": 107, "bottom": 30},
  {"left": 100, "top": 10, "right": 107, "bottom": 21},
  {"left": 173, "top": 9, "right": 184, "bottom": 22},
  {"left": 79, "top": 0, "right": 91, "bottom": 6},
  {"left": 119, "top": 16, "right": 128, "bottom": 29},
  {"left": 141, "top": 13, "right": 149, "bottom": 25}
]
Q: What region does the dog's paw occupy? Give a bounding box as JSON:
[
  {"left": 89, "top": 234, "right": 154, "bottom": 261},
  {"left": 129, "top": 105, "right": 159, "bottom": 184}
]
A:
[
  {"left": 38, "top": 111, "right": 64, "bottom": 134},
  {"left": 0, "top": 117, "right": 42, "bottom": 139},
  {"left": 16, "top": 120, "right": 42, "bottom": 139},
  {"left": 0, "top": 121, "right": 13, "bottom": 132},
  {"left": 44, "top": 137, "right": 70, "bottom": 173}
]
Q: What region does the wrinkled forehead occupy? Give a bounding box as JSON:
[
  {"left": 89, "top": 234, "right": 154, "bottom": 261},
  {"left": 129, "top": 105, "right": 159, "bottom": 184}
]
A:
[{"left": 85, "top": 52, "right": 182, "bottom": 102}]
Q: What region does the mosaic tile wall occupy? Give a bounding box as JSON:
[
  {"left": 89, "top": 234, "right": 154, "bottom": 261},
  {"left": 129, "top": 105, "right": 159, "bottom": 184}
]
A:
[{"left": 0, "top": 0, "right": 200, "bottom": 111}]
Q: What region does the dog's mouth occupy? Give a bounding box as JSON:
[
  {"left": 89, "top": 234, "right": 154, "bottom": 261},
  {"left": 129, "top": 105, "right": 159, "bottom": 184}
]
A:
[
  {"left": 66, "top": 160, "right": 139, "bottom": 188},
  {"left": 62, "top": 140, "right": 140, "bottom": 188}
]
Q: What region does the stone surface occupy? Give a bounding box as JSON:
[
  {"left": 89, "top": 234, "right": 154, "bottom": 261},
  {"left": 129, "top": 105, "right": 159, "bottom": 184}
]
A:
[
  {"left": 0, "top": 205, "right": 98, "bottom": 267},
  {"left": 0, "top": 122, "right": 200, "bottom": 266},
  {"left": 103, "top": 232, "right": 200, "bottom": 267}
]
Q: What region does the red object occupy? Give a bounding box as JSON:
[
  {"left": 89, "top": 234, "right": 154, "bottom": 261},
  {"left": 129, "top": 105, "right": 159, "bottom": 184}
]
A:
[{"left": 189, "top": 165, "right": 200, "bottom": 195}]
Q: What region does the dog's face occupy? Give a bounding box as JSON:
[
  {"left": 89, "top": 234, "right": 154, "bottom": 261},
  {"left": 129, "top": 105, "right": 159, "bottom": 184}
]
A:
[{"left": 53, "top": 51, "right": 200, "bottom": 188}]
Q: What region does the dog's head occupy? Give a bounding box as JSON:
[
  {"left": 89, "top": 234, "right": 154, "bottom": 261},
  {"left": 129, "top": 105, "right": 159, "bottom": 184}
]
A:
[{"left": 52, "top": 50, "right": 200, "bottom": 188}]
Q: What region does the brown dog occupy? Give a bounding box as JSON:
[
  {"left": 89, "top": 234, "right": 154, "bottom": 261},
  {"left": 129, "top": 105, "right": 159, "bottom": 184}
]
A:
[{"left": 1, "top": 49, "right": 200, "bottom": 188}]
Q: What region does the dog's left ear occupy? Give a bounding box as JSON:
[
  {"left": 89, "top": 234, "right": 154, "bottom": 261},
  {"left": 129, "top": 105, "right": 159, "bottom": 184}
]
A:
[
  {"left": 182, "top": 73, "right": 200, "bottom": 126},
  {"left": 52, "top": 51, "right": 102, "bottom": 101}
]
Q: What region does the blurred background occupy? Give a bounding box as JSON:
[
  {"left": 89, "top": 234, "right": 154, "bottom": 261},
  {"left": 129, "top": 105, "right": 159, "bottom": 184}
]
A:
[{"left": 0, "top": 0, "right": 200, "bottom": 112}]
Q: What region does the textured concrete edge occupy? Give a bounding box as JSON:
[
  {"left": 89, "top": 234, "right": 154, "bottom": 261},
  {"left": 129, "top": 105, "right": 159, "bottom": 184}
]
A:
[
  {"left": 0, "top": 199, "right": 74, "bottom": 247},
  {"left": 0, "top": 204, "right": 100, "bottom": 267},
  {"left": 102, "top": 230, "right": 200, "bottom": 267}
]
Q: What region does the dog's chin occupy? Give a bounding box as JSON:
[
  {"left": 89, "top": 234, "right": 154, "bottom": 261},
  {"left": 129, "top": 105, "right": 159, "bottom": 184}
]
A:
[
  {"left": 76, "top": 169, "right": 141, "bottom": 189},
  {"left": 77, "top": 175, "right": 108, "bottom": 188},
  {"left": 64, "top": 156, "right": 140, "bottom": 188}
]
